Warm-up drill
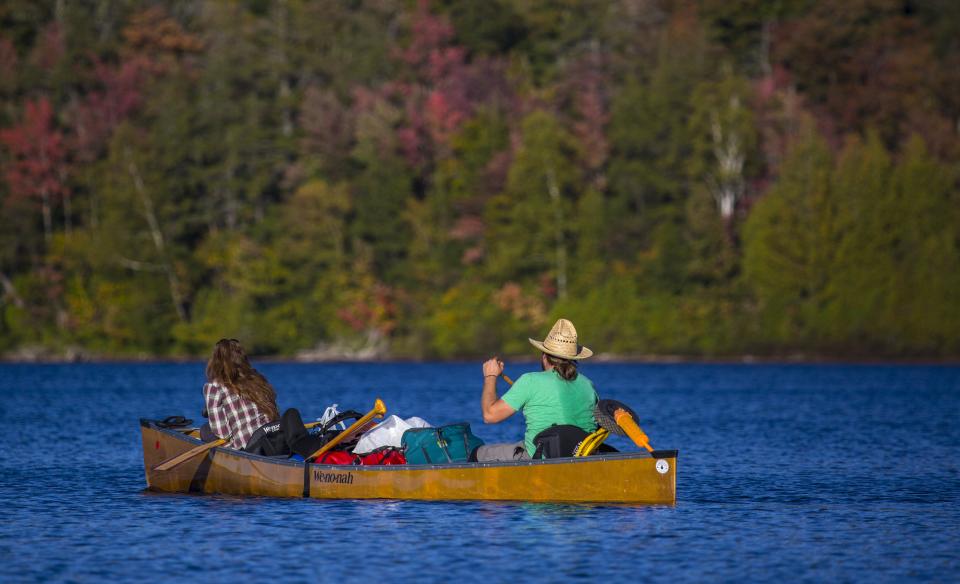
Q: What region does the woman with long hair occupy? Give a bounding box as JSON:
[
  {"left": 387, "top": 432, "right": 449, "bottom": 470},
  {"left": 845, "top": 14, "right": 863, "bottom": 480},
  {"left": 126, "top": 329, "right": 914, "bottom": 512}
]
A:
[{"left": 201, "top": 338, "right": 279, "bottom": 450}]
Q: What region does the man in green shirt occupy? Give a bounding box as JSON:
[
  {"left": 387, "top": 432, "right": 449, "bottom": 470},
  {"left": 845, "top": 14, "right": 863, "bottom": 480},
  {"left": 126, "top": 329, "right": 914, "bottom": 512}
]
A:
[{"left": 477, "top": 318, "right": 599, "bottom": 461}]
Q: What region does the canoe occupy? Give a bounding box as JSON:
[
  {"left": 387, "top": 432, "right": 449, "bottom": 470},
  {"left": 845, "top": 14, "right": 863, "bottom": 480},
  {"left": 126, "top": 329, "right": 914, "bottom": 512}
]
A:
[{"left": 140, "top": 418, "right": 678, "bottom": 504}]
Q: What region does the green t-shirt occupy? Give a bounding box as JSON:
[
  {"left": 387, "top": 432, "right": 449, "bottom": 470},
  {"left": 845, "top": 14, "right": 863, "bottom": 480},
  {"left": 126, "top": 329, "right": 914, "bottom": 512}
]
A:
[{"left": 501, "top": 370, "right": 599, "bottom": 456}]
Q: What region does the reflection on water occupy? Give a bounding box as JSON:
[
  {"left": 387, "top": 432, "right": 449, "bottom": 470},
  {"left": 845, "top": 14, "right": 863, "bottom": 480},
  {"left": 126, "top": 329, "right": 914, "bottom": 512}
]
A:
[{"left": 0, "top": 362, "right": 958, "bottom": 582}]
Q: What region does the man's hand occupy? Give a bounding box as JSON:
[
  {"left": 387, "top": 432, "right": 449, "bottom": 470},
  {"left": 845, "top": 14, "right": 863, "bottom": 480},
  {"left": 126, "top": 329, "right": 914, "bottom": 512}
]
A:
[
  {"left": 482, "top": 357, "right": 504, "bottom": 378},
  {"left": 481, "top": 357, "right": 514, "bottom": 424}
]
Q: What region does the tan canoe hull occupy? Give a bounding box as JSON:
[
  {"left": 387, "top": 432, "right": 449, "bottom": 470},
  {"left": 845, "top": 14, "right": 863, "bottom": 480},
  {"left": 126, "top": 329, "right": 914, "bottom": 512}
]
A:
[{"left": 141, "top": 419, "right": 677, "bottom": 504}]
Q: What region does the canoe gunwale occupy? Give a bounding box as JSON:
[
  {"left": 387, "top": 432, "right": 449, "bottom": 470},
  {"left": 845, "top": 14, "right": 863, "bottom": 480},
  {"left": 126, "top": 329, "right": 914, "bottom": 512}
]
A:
[{"left": 141, "top": 418, "right": 678, "bottom": 472}]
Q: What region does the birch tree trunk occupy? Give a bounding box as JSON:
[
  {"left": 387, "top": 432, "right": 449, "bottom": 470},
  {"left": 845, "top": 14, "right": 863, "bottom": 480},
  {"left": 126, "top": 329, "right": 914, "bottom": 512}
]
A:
[
  {"left": 709, "top": 99, "right": 745, "bottom": 221},
  {"left": 0, "top": 270, "right": 25, "bottom": 308},
  {"left": 124, "top": 149, "right": 188, "bottom": 322}
]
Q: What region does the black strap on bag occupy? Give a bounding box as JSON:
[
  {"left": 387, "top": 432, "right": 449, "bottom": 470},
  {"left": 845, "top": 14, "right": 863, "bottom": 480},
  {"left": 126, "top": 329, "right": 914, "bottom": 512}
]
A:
[
  {"left": 318, "top": 410, "right": 364, "bottom": 434},
  {"left": 417, "top": 430, "right": 442, "bottom": 464},
  {"left": 415, "top": 429, "right": 451, "bottom": 464},
  {"left": 437, "top": 429, "right": 453, "bottom": 463},
  {"left": 314, "top": 409, "right": 365, "bottom": 449}
]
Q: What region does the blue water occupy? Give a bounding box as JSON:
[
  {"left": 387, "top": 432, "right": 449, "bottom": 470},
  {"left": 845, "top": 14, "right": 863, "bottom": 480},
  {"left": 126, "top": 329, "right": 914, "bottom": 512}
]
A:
[{"left": 1, "top": 362, "right": 958, "bottom": 582}]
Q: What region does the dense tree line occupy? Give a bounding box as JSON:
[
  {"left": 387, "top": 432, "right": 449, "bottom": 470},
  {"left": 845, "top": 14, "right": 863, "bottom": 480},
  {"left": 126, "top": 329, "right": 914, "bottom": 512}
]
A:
[{"left": 1, "top": 0, "right": 958, "bottom": 359}]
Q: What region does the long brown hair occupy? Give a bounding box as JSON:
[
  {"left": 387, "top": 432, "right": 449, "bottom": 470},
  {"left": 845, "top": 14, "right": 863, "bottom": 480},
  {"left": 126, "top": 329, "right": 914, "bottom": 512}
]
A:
[
  {"left": 206, "top": 338, "right": 279, "bottom": 420},
  {"left": 544, "top": 354, "right": 578, "bottom": 381}
]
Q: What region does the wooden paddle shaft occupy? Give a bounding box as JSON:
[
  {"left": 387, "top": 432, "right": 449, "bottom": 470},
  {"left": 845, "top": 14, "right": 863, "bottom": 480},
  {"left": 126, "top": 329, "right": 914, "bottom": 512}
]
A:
[
  {"left": 308, "top": 398, "right": 387, "bottom": 460},
  {"left": 154, "top": 408, "right": 371, "bottom": 473},
  {"left": 155, "top": 413, "right": 360, "bottom": 472},
  {"left": 503, "top": 370, "right": 653, "bottom": 454},
  {"left": 614, "top": 408, "right": 654, "bottom": 453},
  {"left": 154, "top": 438, "right": 226, "bottom": 471}
]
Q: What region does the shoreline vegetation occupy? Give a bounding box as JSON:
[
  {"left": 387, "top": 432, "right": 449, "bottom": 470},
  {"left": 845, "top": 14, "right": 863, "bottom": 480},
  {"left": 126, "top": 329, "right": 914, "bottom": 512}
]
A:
[
  {"left": 1, "top": 2, "right": 958, "bottom": 362},
  {"left": 3, "top": 345, "right": 957, "bottom": 366}
]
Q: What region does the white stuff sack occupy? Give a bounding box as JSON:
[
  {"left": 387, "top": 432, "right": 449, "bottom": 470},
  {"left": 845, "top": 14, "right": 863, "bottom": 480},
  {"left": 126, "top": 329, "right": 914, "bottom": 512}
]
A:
[{"left": 353, "top": 415, "right": 431, "bottom": 454}]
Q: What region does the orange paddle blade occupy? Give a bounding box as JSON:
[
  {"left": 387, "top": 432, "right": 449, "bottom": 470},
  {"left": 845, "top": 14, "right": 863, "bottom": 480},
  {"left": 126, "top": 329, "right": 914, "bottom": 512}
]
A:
[{"left": 614, "top": 408, "right": 654, "bottom": 453}]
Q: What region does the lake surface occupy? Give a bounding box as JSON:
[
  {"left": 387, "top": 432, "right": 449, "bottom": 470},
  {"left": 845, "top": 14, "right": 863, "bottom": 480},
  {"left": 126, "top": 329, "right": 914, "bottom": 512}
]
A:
[{"left": 1, "top": 362, "right": 958, "bottom": 582}]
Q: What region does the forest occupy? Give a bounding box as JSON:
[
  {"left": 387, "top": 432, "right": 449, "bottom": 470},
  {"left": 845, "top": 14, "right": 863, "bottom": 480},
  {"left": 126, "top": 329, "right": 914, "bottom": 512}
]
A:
[{"left": 1, "top": 0, "right": 959, "bottom": 360}]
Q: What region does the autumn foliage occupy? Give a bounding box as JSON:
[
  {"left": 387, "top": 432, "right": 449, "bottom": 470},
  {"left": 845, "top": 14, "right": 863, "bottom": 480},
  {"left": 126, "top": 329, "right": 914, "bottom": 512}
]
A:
[
  {"left": 1, "top": 97, "right": 67, "bottom": 217},
  {"left": 0, "top": 0, "right": 958, "bottom": 359}
]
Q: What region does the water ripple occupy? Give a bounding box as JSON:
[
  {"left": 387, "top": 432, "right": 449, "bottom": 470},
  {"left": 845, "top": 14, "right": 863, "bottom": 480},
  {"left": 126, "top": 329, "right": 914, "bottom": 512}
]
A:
[{"left": 0, "top": 362, "right": 958, "bottom": 582}]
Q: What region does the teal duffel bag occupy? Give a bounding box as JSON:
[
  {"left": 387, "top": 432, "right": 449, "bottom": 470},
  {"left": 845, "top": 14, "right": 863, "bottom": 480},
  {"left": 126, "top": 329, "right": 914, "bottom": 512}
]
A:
[{"left": 401, "top": 423, "right": 485, "bottom": 464}]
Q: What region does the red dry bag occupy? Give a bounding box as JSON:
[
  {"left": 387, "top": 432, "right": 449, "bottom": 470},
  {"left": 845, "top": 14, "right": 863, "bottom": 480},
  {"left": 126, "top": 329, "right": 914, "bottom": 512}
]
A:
[
  {"left": 358, "top": 447, "right": 406, "bottom": 465},
  {"left": 313, "top": 450, "right": 357, "bottom": 465}
]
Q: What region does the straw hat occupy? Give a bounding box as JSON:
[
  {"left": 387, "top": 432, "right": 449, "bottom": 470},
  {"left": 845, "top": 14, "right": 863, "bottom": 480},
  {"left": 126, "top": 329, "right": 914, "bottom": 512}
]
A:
[{"left": 529, "top": 318, "right": 593, "bottom": 360}]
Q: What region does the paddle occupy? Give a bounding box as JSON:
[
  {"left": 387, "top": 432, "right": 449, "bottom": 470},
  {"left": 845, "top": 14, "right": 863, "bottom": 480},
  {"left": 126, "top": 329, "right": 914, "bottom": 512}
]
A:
[
  {"left": 499, "top": 372, "right": 656, "bottom": 454},
  {"left": 154, "top": 418, "right": 332, "bottom": 472},
  {"left": 595, "top": 398, "right": 655, "bottom": 453},
  {"left": 307, "top": 398, "right": 387, "bottom": 461},
  {"left": 613, "top": 408, "right": 654, "bottom": 453},
  {"left": 154, "top": 437, "right": 227, "bottom": 471}
]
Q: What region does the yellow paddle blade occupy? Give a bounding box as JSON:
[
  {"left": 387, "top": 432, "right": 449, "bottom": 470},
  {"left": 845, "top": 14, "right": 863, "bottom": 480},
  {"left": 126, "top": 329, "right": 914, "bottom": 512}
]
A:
[
  {"left": 308, "top": 398, "right": 387, "bottom": 460},
  {"left": 614, "top": 408, "right": 654, "bottom": 453}
]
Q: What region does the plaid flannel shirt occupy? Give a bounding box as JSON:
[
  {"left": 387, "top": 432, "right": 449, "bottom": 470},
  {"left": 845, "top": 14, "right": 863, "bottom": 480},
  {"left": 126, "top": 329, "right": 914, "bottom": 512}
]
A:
[{"left": 203, "top": 381, "right": 272, "bottom": 450}]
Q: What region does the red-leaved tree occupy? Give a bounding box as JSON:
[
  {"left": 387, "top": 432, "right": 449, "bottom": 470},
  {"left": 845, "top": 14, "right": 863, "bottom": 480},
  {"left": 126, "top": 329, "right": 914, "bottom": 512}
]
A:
[
  {"left": 1, "top": 97, "right": 68, "bottom": 246},
  {"left": 390, "top": 0, "right": 507, "bottom": 170},
  {"left": 71, "top": 57, "right": 148, "bottom": 162}
]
